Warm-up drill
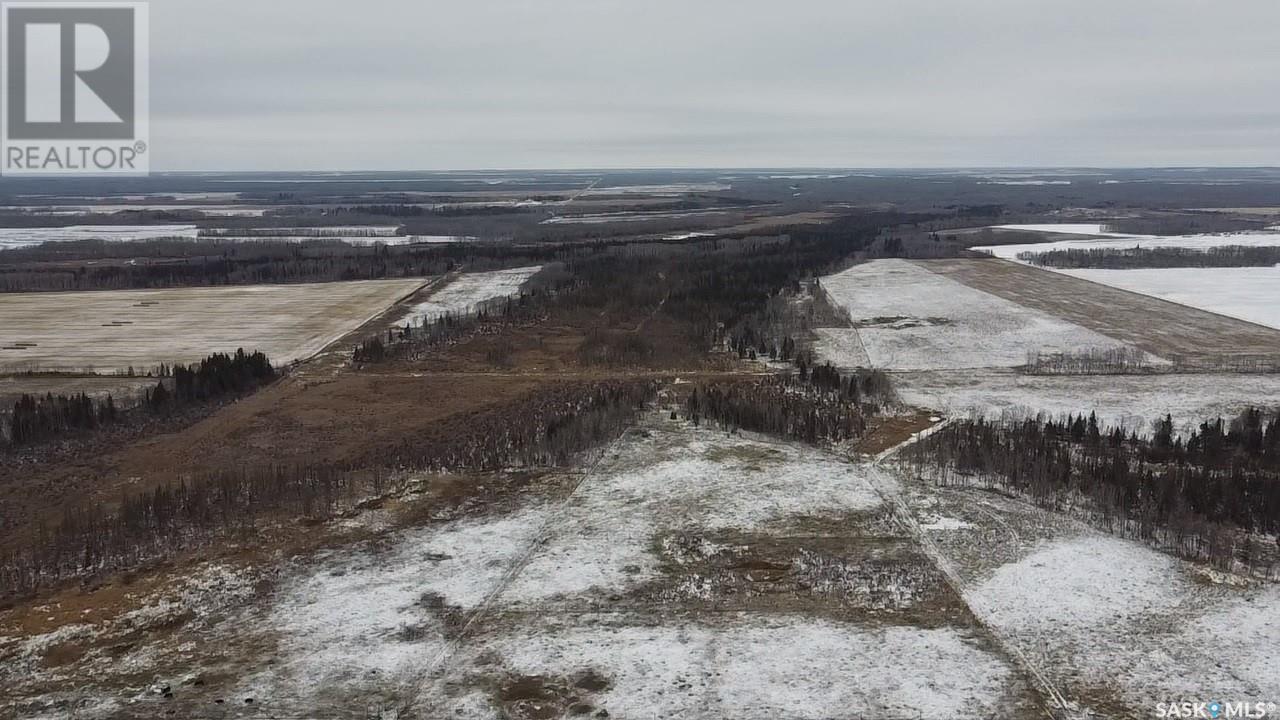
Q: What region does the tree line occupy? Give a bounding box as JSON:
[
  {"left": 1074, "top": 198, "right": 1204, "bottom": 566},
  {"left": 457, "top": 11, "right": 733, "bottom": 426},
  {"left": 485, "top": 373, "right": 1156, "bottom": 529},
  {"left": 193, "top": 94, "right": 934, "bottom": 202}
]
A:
[
  {"left": 1019, "top": 245, "right": 1280, "bottom": 270},
  {"left": 908, "top": 408, "right": 1280, "bottom": 576},
  {"left": 0, "top": 379, "right": 654, "bottom": 597},
  {"left": 684, "top": 364, "right": 896, "bottom": 446},
  {"left": 1, "top": 349, "right": 276, "bottom": 450}
]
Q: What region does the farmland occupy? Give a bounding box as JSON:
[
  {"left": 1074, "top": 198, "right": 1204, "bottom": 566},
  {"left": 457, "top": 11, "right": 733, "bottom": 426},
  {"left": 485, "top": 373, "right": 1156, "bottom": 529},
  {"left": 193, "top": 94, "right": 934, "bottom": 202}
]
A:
[
  {"left": 973, "top": 226, "right": 1280, "bottom": 332},
  {"left": 0, "top": 279, "right": 426, "bottom": 373},
  {"left": 2, "top": 170, "right": 1280, "bottom": 719}
]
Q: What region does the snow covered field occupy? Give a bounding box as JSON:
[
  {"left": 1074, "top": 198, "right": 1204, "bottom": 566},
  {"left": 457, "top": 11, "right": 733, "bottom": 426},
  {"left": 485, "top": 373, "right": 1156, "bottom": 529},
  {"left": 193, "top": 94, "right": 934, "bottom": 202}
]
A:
[
  {"left": 885, "top": 469, "right": 1280, "bottom": 717},
  {"left": 0, "top": 279, "right": 425, "bottom": 372},
  {"left": 974, "top": 227, "right": 1280, "bottom": 331},
  {"left": 988, "top": 223, "right": 1133, "bottom": 237},
  {"left": 541, "top": 208, "right": 730, "bottom": 225},
  {"left": 0, "top": 225, "right": 199, "bottom": 250},
  {"left": 402, "top": 266, "right": 541, "bottom": 325},
  {"left": 0, "top": 419, "right": 1044, "bottom": 718},
  {"left": 978, "top": 228, "right": 1280, "bottom": 259},
  {"left": 893, "top": 370, "right": 1280, "bottom": 434},
  {"left": 1, "top": 204, "right": 269, "bottom": 217},
  {"left": 818, "top": 259, "right": 1151, "bottom": 370},
  {"left": 1055, "top": 266, "right": 1280, "bottom": 331},
  {"left": 239, "top": 420, "right": 1036, "bottom": 718},
  {"left": 581, "top": 183, "right": 730, "bottom": 195}
]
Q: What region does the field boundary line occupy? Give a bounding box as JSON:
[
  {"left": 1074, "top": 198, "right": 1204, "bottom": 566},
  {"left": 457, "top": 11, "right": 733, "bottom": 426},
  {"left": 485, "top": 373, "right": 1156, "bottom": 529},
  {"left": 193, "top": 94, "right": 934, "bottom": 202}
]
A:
[
  {"left": 864, "top": 449, "right": 1074, "bottom": 720},
  {"left": 392, "top": 433, "right": 619, "bottom": 716}
]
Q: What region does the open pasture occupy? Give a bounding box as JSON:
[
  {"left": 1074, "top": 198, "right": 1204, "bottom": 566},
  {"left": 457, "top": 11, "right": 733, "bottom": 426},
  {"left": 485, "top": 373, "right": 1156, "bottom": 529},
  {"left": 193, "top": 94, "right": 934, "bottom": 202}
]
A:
[{"left": 0, "top": 279, "right": 425, "bottom": 373}]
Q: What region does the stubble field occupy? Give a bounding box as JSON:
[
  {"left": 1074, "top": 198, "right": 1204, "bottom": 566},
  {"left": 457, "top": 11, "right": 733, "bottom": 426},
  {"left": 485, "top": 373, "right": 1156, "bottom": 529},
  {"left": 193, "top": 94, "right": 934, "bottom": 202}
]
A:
[{"left": 0, "top": 279, "right": 427, "bottom": 373}]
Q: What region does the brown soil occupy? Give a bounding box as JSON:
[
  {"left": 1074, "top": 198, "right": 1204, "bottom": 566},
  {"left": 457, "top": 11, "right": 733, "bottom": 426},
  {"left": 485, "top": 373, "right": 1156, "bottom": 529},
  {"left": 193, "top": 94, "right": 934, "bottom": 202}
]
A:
[{"left": 853, "top": 411, "right": 940, "bottom": 456}]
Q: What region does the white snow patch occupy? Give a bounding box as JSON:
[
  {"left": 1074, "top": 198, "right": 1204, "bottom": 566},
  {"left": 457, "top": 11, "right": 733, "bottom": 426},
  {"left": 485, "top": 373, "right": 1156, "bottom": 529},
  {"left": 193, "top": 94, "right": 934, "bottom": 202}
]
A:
[
  {"left": 403, "top": 266, "right": 541, "bottom": 325},
  {"left": 977, "top": 230, "right": 1280, "bottom": 260},
  {"left": 964, "top": 532, "right": 1280, "bottom": 710},
  {"left": 501, "top": 425, "right": 881, "bottom": 604},
  {"left": 244, "top": 507, "right": 549, "bottom": 699},
  {"left": 446, "top": 618, "right": 1015, "bottom": 720},
  {"left": 920, "top": 515, "right": 974, "bottom": 531},
  {"left": 990, "top": 223, "right": 1135, "bottom": 237},
  {"left": 974, "top": 535, "right": 1182, "bottom": 632},
  {"left": 0, "top": 224, "right": 199, "bottom": 250},
  {"left": 811, "top": 327, "right": 869, "bottom": 368},
  {"left": 893, "top": 369, "right": 1280, "bottom": 433}
]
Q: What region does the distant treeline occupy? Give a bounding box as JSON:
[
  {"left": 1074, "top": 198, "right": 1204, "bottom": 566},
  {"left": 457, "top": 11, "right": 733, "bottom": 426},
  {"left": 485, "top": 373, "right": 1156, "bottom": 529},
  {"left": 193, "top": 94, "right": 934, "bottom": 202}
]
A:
[
  {"left": 1020, "top": 245, "right": 1280, "bottom": 269},
  {"left": 1, "top": 379, "right": 653, "bottom": 597},
  {"left": 1, "top": 350, "right": 275, "bottom": 450},
  {"left": 351, "top": 212, "right": 948, "bottom": 374},
  {"left": 1101, "top": 215, "right": 1267, "bottom": 237},
  {"left": 0, "top": 237, "right": 559, "bottom": 292},
  {"left": 909, "top": 408, "right": 1280, "bottom": 575}
]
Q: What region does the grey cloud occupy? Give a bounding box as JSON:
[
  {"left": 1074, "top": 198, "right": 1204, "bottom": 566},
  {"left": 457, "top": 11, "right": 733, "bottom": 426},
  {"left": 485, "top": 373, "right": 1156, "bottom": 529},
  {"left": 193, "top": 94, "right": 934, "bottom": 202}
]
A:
[{"left": 147, "top": 0, "right": 1280, "bottom": 169}]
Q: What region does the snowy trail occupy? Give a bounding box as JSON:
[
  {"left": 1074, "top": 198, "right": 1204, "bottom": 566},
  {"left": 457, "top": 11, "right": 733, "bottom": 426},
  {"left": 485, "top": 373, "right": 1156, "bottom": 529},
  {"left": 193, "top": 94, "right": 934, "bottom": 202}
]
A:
[{"left": 865, "top": 433, "right": 1073, "bottom": 719}]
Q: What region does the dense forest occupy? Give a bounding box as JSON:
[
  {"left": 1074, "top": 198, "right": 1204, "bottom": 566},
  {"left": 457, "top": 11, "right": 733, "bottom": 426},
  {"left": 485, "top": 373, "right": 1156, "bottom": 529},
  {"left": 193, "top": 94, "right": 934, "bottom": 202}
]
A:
[
  {"left": 1020, "top": 244, "right": 1280, "bottom": 269},
  {"left": 352, "top": 212, "right": 931, "bottom": 364},
  {"left": 908, "top": 409, "right": 1280, "bottom": 575}
]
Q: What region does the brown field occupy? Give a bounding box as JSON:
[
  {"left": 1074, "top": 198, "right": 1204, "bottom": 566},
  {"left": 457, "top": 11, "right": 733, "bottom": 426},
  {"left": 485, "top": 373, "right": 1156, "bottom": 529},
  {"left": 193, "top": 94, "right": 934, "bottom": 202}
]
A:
[
  {"left": 0, "top": 374, "right": 159, "bottom": 408},
  {"left": 0, "top": 279, "right": 427, "bottom": 373},
  {"left": 918, "top": 257, "right": 1280, "bottom": 363}
]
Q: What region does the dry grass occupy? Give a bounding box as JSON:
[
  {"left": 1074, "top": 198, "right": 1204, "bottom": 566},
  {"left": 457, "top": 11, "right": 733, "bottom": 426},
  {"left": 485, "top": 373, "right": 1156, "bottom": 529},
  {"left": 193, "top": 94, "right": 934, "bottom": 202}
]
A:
[{"left": 0, "top": 279, "right": 426, "bottom": 373}]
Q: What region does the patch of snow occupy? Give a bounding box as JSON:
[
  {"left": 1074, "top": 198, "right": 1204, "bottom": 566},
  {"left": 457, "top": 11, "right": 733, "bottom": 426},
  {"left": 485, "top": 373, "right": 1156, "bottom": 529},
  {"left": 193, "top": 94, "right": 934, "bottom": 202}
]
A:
[
  {"left": 893, "top": 369, "right": 1280, "bottom": 433},
  {"left": 581, "top": 183, "right": 730, "bottom": 195},
  {"left": 920, "top": 515, "right": 974, "bottom": 531},
  {"left": 443, "top": 617, "right": 1017, "bottom": 720},
  {"left": 979, "top": 180, "right": 1072, "bottom": 186},
  {"left": 989, "top": 223, "right": 1136, "bottom": 237},
  {"left": 403, "top": 266, "right": 541, "bottom": 325},
  {"left": 501, "top": 423, "right": 882, "bottom": 605},
  {"left": 973, "top": 536, "right": 1182, "bottom": 631},
  {"left": 812, "top": 327, "right": 870, "bottom": 369},
  {"left": 244, "top": 507, "right": 550, "bottom": 700},
  {"left": 977, "top": 230, "right": 1280, "bottom": 260},
  {"left": 0, "top": 224, "right": 199, "bottom": 250},
  {"left": 962, "top": 532, "right": 1280, "bottom": 712}
]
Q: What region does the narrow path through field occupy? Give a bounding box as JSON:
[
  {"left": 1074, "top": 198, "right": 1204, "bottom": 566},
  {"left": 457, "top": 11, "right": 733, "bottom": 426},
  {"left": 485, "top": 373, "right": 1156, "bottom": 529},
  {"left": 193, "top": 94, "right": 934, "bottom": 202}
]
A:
[{"left": 865, "top": 438, "right": 1072, "bottom": 720}]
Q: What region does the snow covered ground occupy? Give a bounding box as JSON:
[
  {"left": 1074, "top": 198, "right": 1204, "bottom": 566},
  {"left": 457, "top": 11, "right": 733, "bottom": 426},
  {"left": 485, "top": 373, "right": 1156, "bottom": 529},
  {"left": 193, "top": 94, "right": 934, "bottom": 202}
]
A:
[
  {"left": 1055, "top": 266, "right": 1280, "bottom": 331},
  {"left": 1, "top": 418, "right": 1044, "bottom": 718},
  {"left": 580, "top": 183, "right": 730, "bottom": 195},
  {"left": 1, "top": 204, "right": 269, "bottom": 217},
  {"left": 818, "top": 259, "right": 1153, "bottom": 370},
  {"left": 973, "top": 228, "right": 1280, "bottom": 331},
  {"left": 977, "top": 228, "right": 1280, "bottom": 259},
  {"left": 880, "top": 465, "right": 1280, "bottom": 719},
  {"left": 402, "top": 266, "right": 541, "bottom": 325},
  {"left": 990, "top": 223, "right": 1134, "bottom": 237},
  {"left": 541, "top": 208, "right": 730, "bottom": 225},
  {"left": 0, "top": 225, "right": 199, "bottom": 250},
  {"left": 892, "top": 370, "right": 1280, "bottom": 434}
]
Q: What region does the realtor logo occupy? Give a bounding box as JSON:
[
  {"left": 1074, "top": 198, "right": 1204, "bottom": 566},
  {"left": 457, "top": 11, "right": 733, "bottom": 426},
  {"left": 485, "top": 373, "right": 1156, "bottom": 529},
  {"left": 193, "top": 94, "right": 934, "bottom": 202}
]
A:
[{"left": 2, "top": 2, "right": 149, "bottom": 174}]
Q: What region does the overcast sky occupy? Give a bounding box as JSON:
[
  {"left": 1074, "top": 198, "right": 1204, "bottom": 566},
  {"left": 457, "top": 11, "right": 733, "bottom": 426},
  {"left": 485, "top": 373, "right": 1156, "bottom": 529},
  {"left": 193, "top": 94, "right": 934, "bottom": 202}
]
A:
[{"left": 151, "top": 0, "right": 1280, "bottom": 171}]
